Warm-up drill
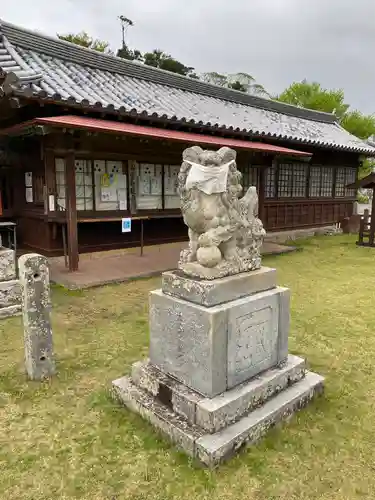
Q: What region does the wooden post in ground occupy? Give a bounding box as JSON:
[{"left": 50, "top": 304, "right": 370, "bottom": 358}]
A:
[
  {"left": 65, "top": 151, "right": 79, "bottom": 271},
  {"left": 370, "top": 191, "right": 375, "bottom": 246}
]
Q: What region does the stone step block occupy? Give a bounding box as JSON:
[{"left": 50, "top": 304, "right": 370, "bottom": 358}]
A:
[
  {"left": 195, "top": 371, "right": 324, "bottom": 466},
  {"left": 0, "top": 304, "right": 21, "bottom": 319},
  {"left": 112, "top": 376, "right": 204, "bottom": 458},
  {"left": 131, "top": 360, "right": 202, "bottom": 425},
  {"left": 0, "top": 248, "right": 16, "bottom": 282},
  {"left": 162, "top": 267, "right": 277, "bottom": 307},
  {"left": 195, "top": 354, "right": 306, "bottom": 433},
  {"left": 0, "top": 280, "right": 21, "bottom": 308},
  {"left": 112, "top": 370, "right": 324, "bottom": 467},
  {"left": 132, "top": 355, "right": 306, "bottom": 433}
]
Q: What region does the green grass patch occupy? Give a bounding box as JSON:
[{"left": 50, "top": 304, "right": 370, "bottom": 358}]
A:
[{"left": 0, "top": 234, "right": 375, "bottom": 499}]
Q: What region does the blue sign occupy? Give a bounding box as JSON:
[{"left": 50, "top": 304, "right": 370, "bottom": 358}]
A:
[{"left": 121, "top": 218, "right": 132, "bottom": 233}]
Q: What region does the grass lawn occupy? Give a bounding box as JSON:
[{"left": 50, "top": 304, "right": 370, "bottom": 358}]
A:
[{"left": 1, "top": 234, "right": 375, "bottom": 499}]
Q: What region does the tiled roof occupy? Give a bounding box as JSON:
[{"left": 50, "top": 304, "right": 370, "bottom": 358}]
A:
[{"left": 0, "top": 19, "right": 375, "bottom": 155}]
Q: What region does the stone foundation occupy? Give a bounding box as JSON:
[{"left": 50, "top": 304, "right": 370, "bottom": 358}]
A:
[
  {"left": 112, "top": 267, "right": 324, "bottom": 467},
  {"left": 0, "top": 248, "right": 21, "bottom": 318},
  {"left": 113, "top": 356, "right": 323, "bottom": 466},
  {"left": 265, "top": 225, "right": 342, "bottom": 244}
]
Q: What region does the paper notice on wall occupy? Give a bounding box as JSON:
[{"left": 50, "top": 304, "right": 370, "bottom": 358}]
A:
[
  {"left": 101, "top": 186, "right": 117, "bottom": 202},
  {"left": 25, "top": 187, "right": 33, "bottom": 203},
  {"left": 49, "top": 195, "right": 56, "bottom": 212},
  {"left": 119, "top": 200, "right": 127, "bottom": 210},
  {"left": 25, "top": 172, "right": 32, "bottom": 187}
]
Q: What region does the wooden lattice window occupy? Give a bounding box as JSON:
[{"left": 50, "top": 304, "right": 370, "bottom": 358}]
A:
[
  {"left": 265, "top": 165, "right": 276, "bottom": 198},
  {"left": 308, "top": 166, "right": 333, "bottom": 197},
  {"left": 292, "top": 165, "right": 307, "bottom": 197},
  {"left": 55, "top": 158, "right": 66, "bottom": 211},
  {"left": 321, "top": 167, "right": 334, "bottom": 197},
  {"left": 309, "top": 166, "right": 321, "bottom": 197},
  {"left": 136, "top": 163, "right": 163, "bottom": 210},
  {"left": 239, "top": 166, "right": 259, "bottom": 193},
  {"left": 278, "top": 163, "right": 307, "bottom": 198},
  {"left": 164, "top": 165, "right": 180, "bottom": 209},
  {"left": 75, "top": 159, "right": 93, "bottom": 211},
  {"left": 345, "top": 168, "right": 356, "bottom": 197},
  {"left": 335, "top": 167, "right": 356, "bottom": 197}
]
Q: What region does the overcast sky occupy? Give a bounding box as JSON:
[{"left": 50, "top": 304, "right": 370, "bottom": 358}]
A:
[{"left": 2, "top": 0, "right": 375, "bottom": 114}]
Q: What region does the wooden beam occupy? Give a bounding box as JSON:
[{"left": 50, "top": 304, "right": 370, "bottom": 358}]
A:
[{"left": 65, "top": 151, "right": 79, "bottom": 271}]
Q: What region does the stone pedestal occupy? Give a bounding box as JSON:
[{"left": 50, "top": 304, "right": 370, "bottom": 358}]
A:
[
  {"left": 112, "top": 267, "right": 324, "bottom": 467},
  {"left": 0, "top": 248, "right": 21, "bottom": 319}
]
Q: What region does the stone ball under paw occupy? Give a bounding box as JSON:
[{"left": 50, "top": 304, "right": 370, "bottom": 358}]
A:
[{"left": 197, "top": 246, "right": 222, "bottom": 268}]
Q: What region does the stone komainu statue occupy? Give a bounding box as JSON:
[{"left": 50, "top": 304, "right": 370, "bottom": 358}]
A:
[{"left": 177, "top": 146, "right": 266, "bottom": 279}]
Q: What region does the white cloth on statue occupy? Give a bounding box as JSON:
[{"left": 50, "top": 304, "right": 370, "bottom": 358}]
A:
[{"left": 185, "top": 160, "right": 234, "bottom": 195}]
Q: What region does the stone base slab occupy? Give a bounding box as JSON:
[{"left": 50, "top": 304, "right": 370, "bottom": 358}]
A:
[
  {"left": 162, "top": 267, "right": 277, "bottom": 307},
  {"left": 112, "top": 369, "right": 324, "bottom": 467},
  {"left": 132, "top": 354, "right": 306, "bottom": 433}
]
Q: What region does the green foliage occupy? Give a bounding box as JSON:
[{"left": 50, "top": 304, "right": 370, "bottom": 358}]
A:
[
  {"left": 277, "top": 80, "right": 349, "bottom": 118},
  {"left": 277, "top": 79, "right": 375, "bottom": 140},
  {"left": 341, "top": 111, "right": 375, "bottom": 140},
  {"left": 116, "top": 45, "right": 143, "bottom": 61},
  {"left": 357, "top": 192, "right": 369, "bottom": 203},
  {"left": 359, "top": 158, "right": 375, "bottom": 179},
  {"left": 57, "top": 31, "right": 111, "bottom": 53},
  {"left": 142, "top": 50, "right": 195, "bottom": 76}
]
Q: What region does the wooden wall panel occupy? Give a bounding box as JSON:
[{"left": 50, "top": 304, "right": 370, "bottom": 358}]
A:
[{"left": 263, "top": 200, "right": 353, "bottom": 231}]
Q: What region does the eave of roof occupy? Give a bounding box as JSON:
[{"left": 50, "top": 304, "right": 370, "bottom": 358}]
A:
[
  {"left": 0, "top": 115, "right": 312, "bottom": 157},
  {"left": 1, "top": 19, "right": 375, "bottom": 157}
]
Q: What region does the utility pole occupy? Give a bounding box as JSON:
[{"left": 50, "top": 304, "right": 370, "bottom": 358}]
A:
[{"left": 119, "top": 16, "right": 134, "bottom": 49}]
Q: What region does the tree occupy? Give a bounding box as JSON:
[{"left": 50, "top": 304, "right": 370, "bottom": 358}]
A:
[
  {"left": 202, "top": 72, "right": 227, "bottom": 87},
  {"left": 276, "top": 80, "right": 375, "bottom": 139},
  {"left": 277, "top": 80, "right": 350, "bottom": 118},
  {"left": 142, "top": 50, "right": 196, "bottom": 77},
  {"left": 57, "top": 31, "right": 111, "bottom": 53},
  {"left": 341, "top": 111, "right": 375, "bottom": 140},
  {"left": 117, "top": 45, "right": 143, "bottom": 61},
  {"left": 202, "top": 72, "right": 269, "bottom": 96}
]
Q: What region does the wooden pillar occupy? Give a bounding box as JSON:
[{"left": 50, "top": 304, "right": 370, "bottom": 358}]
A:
[
  {"left": 258, "top": 165, "right": 266, "bottom": 226},
  {"left": 65, "top": 151, "right": 79, "bottom": 271}
]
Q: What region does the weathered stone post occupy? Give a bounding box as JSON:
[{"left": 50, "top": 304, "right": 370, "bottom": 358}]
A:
[{"left": 18, "top": 254, "right": 55, "bottom": 380}]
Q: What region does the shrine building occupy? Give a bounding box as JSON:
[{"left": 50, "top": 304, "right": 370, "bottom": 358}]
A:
[{"left": 1, "top": 19, "right": 375, "bottom": 270}]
